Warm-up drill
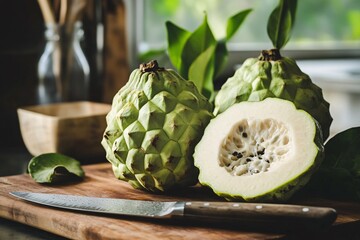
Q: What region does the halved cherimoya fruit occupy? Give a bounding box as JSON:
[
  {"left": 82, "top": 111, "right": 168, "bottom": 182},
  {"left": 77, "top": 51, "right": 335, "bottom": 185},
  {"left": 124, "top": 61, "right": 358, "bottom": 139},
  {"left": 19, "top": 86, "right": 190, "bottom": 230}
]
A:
[{"left": 194, "top": 98, "right": 324, "bottom": 202}]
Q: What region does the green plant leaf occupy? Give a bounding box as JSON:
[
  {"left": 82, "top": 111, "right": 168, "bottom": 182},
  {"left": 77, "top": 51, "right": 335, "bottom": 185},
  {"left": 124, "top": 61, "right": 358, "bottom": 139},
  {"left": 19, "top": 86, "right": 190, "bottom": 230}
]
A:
[
  {"left": 306, "top": 127, "right": 360, "bottom": 200},
  {"left": 323, "top": 127, "right": 360, "bottom": 169},
  {"left": 165, "top": 10, "right": 252, "bottom": 98},
  {"left": 180, "top": 13, "right": 216, "bottom": 78},
  {"left": 213, "top": 40, "right": 228, "bottom": 79},
  {"left": 28, "top": 153, "right": 85, "bottom": 184},
  {"left": 215, "top": 9, "right": 252, "bottom": 78},
  {"left": 348, "top": 10, "right": 360, "bottom": 39},
  {"left": 306, "top": 166, "right": 360, "bottom": 200},
  {"left": 188, "top": 45, "right": 216, "bottom": 98},
  {"left": 166, "top": 21, "right": 191, "bottom": 70},
  {"left": 152, "top": 0, "right": 179, "bottom": 17},
  {"left": 267, "top": 0, "right": 297, "bottom": 49},
  {"left": 226, "top": 9, "right": 253, "bottom": 40},
  {"left": 138, "top": 48, "right": 166, "bottom": 63}
]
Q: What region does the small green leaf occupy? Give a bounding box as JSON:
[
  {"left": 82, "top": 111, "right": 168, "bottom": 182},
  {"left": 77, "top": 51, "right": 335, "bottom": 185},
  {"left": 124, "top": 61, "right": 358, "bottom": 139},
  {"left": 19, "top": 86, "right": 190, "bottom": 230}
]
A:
[
  {"left": 180, "top": 13, "right": 216, "bottom": 78},
  {"left": 226, "top": 9, "right": 253, "bottom": 40},
  {"left": 138, "top": 48, "right": 166, "bottom": 63},
  {"left": 307, "top": 127, "right": 360, "bottom": 200},
  {"left": 188, "top": 45, "right": 216, "bottom": 98},
  {"left": 267, "top": 0, "right": 297, "bottom": 49},
  {"left": 28, "top": 153, "right": 85, "bottom": 184},
  {"left": 166, "top": 21, "right": 191, "bottom": 70}
]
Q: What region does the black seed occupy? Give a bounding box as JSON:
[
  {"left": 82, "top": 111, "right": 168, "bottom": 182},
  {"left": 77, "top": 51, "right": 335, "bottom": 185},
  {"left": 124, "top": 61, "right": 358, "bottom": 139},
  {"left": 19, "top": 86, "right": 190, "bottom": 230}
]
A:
[
  {"left": 257, "top": 150, "right": 265, "bottom": 155},
  {"left": 232, "top": 151, "right": 238, "bottom": 156},
  {"left": 265, "top": 159, "right": 270, "bottom": 163},
  {"left": 242, "top": 132, "right": 248, "bottom": 138},
  {"left": 237, "top": 153, "right": 243, "bottom": 158},
  {"left": 249, "top": 154, "right": 254, "bottom": 158},
  {"left": 246, "top": 158, "right": 252, "bottom": 162}
]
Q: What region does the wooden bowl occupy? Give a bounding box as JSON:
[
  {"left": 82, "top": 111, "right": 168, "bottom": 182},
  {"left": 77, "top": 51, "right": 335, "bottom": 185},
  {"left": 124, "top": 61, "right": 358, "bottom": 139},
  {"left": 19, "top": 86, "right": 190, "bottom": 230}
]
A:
[{"left": 17, "top": 101, "right": 111, "bottom": 163}]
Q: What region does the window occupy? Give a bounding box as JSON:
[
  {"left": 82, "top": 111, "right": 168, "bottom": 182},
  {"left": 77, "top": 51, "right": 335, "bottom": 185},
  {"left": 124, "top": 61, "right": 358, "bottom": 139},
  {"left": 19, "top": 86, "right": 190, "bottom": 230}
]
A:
[{"left": 126, "top": 0, "right": 360, "bottom": 69}]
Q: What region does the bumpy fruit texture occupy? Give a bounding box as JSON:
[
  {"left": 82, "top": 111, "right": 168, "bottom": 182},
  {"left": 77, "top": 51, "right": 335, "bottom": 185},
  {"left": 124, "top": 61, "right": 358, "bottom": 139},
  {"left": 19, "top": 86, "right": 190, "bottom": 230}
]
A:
[
  {"left": 101, "top": 60, "right": 213, "bottom": 192},
  {"left": 194, "top": 98, "right": 324, "bottom": 202},
  {"left": 214, "top": 49, "right": 332, "bottom": 140}
]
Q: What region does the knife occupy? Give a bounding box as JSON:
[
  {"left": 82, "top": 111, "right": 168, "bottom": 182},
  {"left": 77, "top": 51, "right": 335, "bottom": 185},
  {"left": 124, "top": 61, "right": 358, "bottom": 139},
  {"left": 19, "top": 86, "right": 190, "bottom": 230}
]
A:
[{"left": 10, "top": 191, "right": 337, "bottom": 231}]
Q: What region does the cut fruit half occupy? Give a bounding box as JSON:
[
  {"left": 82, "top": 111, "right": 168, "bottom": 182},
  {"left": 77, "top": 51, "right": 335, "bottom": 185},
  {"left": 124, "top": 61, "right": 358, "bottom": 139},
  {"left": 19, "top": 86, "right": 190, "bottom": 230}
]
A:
[{"left": 194, "top": 98, "right": 324, "bottom": 202}]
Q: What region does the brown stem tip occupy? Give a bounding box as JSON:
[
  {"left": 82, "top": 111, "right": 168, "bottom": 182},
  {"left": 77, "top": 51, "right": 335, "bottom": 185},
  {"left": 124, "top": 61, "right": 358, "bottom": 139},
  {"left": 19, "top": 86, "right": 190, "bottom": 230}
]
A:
[
  {"left": 258, "top": 49, "right": 282, "bottom": 61},
  {"left": 140, "top": 60, "right": 164, "bottom": 73}
]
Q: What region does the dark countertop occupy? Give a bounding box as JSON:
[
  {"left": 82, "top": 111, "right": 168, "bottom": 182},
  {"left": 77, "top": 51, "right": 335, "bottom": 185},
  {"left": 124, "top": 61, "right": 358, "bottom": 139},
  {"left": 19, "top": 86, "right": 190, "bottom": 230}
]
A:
[
  {"left": 0, "top": 147, "right": 30, "bottom": 177},
  {"left": 0, "top": 147, "right": 66, "bottom": 239},
  {"left": 0, "top": 218, "right": 67, "bottom": 240}
]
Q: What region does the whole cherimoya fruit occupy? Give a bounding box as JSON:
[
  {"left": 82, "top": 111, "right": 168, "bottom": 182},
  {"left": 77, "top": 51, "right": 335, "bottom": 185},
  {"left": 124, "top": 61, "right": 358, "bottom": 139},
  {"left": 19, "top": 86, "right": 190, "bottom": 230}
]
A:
[
  {"left": 102, "top": 60, "right": 213, "bottom": 192},
  {"left": 214, "top": 49, "right": 332, "bottom": 141}
]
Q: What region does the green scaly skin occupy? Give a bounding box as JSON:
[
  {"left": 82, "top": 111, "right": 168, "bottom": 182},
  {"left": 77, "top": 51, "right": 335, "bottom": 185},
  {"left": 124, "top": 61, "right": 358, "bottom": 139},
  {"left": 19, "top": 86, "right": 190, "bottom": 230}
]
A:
[
  {"left": 102, "top": 60, "right": 213, "bottom": 192},
  {"left": 214, "top": 49, "right": 332, "bottom": 141}
]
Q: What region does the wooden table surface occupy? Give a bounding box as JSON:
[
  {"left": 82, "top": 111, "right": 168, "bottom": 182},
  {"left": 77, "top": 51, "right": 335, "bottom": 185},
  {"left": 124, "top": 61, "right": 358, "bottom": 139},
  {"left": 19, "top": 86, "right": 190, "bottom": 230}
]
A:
[{"left": 0, "top": 163, "right": 359, "bottom": 239}]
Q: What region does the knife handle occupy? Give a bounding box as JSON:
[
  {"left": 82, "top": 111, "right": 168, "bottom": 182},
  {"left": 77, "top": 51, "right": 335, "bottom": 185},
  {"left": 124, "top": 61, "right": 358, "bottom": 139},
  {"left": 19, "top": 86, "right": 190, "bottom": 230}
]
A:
[{"left": 180, "top": 201, "right": 337, "bottom": 231}]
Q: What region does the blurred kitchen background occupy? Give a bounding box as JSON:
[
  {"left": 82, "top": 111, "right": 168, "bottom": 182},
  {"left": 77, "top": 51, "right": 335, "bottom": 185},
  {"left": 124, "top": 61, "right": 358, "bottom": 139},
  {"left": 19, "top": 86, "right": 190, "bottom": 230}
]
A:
[{"left": 0, "top": 0, "right": 359, "bottom": 173}]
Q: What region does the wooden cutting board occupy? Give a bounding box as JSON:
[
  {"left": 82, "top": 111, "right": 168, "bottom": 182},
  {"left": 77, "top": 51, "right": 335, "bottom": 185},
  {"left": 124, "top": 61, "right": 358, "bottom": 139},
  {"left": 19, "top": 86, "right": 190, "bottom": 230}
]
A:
[{"left": 0, "top": 163, "right": 359, "bottom": 240}]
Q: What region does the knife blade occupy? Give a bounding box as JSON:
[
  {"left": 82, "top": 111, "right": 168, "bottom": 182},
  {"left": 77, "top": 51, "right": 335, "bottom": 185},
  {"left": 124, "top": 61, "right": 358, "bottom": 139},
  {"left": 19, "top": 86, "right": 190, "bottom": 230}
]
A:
[{"left": 10, "top": 191, "right": 337, "bottom": 231}]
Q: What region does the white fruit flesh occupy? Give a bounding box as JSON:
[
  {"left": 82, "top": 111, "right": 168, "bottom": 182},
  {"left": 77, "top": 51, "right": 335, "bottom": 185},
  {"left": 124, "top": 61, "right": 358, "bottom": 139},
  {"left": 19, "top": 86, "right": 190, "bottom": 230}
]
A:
[
  {"left": 220, "top": 118, "right": 290, "bottom": 176},
  {"left": 194, "top": 98, "right": 319, "bottom": 200}
]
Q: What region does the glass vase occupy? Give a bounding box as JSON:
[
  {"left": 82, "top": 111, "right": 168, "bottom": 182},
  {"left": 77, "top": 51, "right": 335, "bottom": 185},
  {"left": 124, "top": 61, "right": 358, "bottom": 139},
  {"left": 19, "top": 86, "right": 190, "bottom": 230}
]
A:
[{"left": 37, "top": 21, "right": 90, "bottom": 104}]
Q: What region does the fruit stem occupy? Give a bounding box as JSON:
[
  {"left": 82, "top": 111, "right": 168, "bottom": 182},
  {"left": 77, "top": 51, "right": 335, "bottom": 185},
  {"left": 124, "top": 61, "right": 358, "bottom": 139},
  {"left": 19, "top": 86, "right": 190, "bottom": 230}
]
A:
[
  {"left": 140, "top": 60, "right": 165, "bottom": 72},
  {"left": 258, "top": 48, "right": 282, "bottom": 61}
]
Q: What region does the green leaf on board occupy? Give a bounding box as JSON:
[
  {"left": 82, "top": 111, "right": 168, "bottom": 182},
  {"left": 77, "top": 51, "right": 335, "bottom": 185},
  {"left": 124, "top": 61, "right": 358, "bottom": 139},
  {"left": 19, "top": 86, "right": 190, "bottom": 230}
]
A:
[
  {"left": 28, "top": 153, "right": 85, "bottom": 184},
  {"left": 267, "top": 0, "right": 297, "bottom": 49}
]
